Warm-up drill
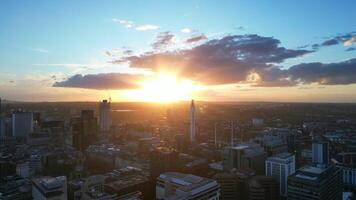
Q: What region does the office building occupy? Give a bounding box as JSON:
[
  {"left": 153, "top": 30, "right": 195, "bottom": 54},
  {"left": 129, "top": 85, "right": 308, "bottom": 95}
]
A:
[
  {"left": 156, "top": 172, "right": 220, "bottom": 200},
  {"left": 312, "top": 139, "right": 329, "bottom": 168},
  {"left": 32, "top": 176, "right": 67, "bottom": 200},
  {"left": 99, "top": 99, "right": 111, "bottom": 132},
  {"left": 336, "top": 152, "right": 356, "bottom": 189},
  {"left": 265, "top": 152, "right": 295, "bottom": 197},
  {"left": 71, "top": 110, "right": 98, "bottom": 151},
  {"left": 190, "top": 99, "right": 196, "bottom": 143},
  {"left": 0, "top": 116, "right": 11, "bottom": 137},
  {"left": 149, "top": 148, "right": 179, "bottom": 180},
  {"left": 287, "top": 166, "right": 342, "bottom": 200},
  {"left": 12, "top": 112, "right": 33, "bottom": 137},
  {"left": 223, "top": 143, "right": 266, "bottom": 175},
  {"left": 0, "top": 175, "right": 32, "bottom": 200},
  {"left": 247, "top": 176, "right": 279, "bottom": 200},
  {"left": 213, "top": 168, "right": 255, "bottom": 200}
]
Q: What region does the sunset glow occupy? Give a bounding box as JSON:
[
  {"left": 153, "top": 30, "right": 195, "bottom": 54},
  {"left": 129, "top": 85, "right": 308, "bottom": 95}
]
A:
[{"left": 123, "top": 74, "right": 200, "bottom": 102}]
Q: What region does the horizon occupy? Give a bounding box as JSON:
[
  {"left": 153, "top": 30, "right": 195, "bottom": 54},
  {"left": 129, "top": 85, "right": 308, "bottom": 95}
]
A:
[{"left": 1, "top": 1, "right": 356, "bottom": 102}]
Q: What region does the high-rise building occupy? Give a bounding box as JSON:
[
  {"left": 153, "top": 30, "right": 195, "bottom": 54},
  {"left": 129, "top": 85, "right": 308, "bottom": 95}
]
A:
[
  {"left": 247, "top": 176, "right": 279, "bottom": 200},
  {"left": 12, "top": 112, "right": 33, "bottom": 137},
  {"left": 71, "top": 110, "right": 98, "bottom": 151},
  {"left": 213, "top": 168, "right": 255, "bottom": 200},
  {"left": 32, "top": 176, "right": 67, "bottom": 200},
  {"left": 99, "top": 99, "right": 111, "bottom": 132},
  {"left": 265, "top": 152, "right": 295, "bottom": 197},
  {"left": 189, "top": 99, "right": 196, "bottom": 142},
  {"left": 287, "top": 166, "right": 342, "bottom": 200},
  {"left": 0, "top": 117, "right": 12, "bottom": 137},
  {"left": 223, "top": 143, "right": 266, "bottom": 175},
  {"left": 336, "top": 152, "right": 356, "bottom": 189},
  {"left": 149, "top": 148, "right": 179, "bottom": 181},
  {"left": 156, "top": 172, "right": 220, "bottom": 200},
  {"left": 312, "top": 139, "right": 329, "bottom": 168}
]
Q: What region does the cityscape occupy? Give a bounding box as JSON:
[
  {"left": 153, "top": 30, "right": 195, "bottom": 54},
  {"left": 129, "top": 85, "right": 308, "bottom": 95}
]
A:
[{"left": 1, "top": 1, "right": 356, "bottom": 200}]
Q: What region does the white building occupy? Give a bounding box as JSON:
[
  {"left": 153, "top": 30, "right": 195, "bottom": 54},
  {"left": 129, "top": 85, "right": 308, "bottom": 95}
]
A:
[
  {"left": 12, "top": 112, "right": 33, "bottom": 137},
  {"left": 99, "top": 100, "right": 111, "bottom": 132},
  {"left": 32, "top": 176, "right": 67, "bottom": 200},
  {"left": 265, "top": 152, "right": 295, "bottom": 197},
  {"left": 156, "top": 172, "right": 220, "bottom": 200}
]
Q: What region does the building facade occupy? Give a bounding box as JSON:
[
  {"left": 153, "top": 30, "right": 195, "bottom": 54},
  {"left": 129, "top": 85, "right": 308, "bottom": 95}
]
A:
[{"left": 265, "top": 152, "right": 295, "bottom": 197}]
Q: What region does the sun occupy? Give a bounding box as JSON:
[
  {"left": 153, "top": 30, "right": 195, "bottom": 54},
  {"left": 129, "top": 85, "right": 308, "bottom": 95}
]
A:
[{"left": 124, "top": 74, "right": 199, "bottom": 102}]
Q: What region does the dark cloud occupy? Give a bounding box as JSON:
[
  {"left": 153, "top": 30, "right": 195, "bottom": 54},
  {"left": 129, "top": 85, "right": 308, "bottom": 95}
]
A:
[
  {"left": 313, "top": 32, "right": 356, "bottom": 49},
  {"left": 59, "top": 33, "right": 355, "bottom": 91},
  {"left": 152, "top": 32, "right": 175, "bottom": 50},
  {"left": 321, "top": 39, "right": 339, "bottom": 46},
  {"left": 115, "top": 34, "right": 312, "bottom": 85},
  {"left": 53, "top": 73, "right": 146, "bottom": 90},
  {"left": 185, "top": 34, "right": 207, "bottom": 43},
  {"left": 287, "top": 58, "right": 356, "bottom": 85},
  {"left": 346, "top": 47, "right": 356, "bottom": 51}
]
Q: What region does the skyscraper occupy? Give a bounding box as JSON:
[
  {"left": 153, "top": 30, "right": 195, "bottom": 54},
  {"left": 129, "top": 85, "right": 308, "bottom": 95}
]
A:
[
  {"left": 265, "top": 152, "right": 295, "bottom": 197},
  {"left": 312, "top": 139, "right": 329, "bottom": 168},
  {"left": 288, "top": 166, "right": 342, "bottom": 200},
  {"left": 99, "top": 99, "right": 111, "bottom": 132},
  {"left": 248, "top": 176, "right": 279, "bottom": 200},
  {"left": 223, "top": 143, "right": 266, "bottom": 175},
  {"left": 12, "top": 112, "right": 33, "bottom": 138},
  {"left": 189, "top": 99, "right": 196, "bottom": 143},
  {"left": 71, "top": 110, "right": 98, "bottom": 151}
]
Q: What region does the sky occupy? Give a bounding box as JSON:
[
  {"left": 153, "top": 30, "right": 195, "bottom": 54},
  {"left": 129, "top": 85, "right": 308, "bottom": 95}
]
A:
[{"left": 0, "top": 0, "right": 355, "bottom": 102}]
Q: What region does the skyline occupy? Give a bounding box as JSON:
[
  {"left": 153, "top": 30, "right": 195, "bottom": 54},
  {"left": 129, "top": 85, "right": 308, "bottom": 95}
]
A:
[{"left": 1, "top": 1, "right": 356, "bottom": 102}]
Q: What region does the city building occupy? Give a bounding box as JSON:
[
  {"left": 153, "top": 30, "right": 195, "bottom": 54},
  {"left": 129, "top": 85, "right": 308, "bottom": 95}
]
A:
[
  {"left": 213, "top": 168, "right": 255, "bottom": 200},
  {"left": 104, "top": 167, "right": 151, "bottom": 199},
  {"left": 190, "top": 99, "right": 196, "bottom": 143},
  {"left": 247, "top": 176, "right": 279, "bottom": 200},
  {"left": 287, "top": 166, "right": 342, "bottom": 200},
  {"left": 156, "top": 172, "right": 220, "bottom": 200},
  {"left": 149, "top": 148, "right": 179, "bottom": 180},
  {"left": 0, "top": 175, "right": 32, "bottom": 200},
  {"left": 68, "top": 174, "right": 107, "bottom": 200},
  {"left": 99, "top": 99, "right": 111, "bottom": 132},
  {"left": 252, "top": 118, "right": 264, "bottom": 127},
  {"left": 312, "top": 139, "right": 330, "bottom": 168},
  {"left": 12, "top": 112, "right": 33, "bottom": 137},
  {"left": 336, "top": 152, "right": 356, "bottom": 189},
  {"left": 223, "top": 143, "right": 266, "bottom": 175},
  {"left": 71, "top": 110, "right": 98, "bottom": 151},
  {"left": 32, "top": 176, "right": 67, "bottom": 200},
  {"left": 0, "top": 117, "right": 10, "bottom": 137},
  {"left": 265, "top": 152, "right": 295, "bottom": 197}
]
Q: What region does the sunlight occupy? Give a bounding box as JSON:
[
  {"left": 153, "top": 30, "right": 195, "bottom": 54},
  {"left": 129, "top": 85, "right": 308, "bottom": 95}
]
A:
[{"left": 123, "top": 74, "right": 200, "bottom": 102}]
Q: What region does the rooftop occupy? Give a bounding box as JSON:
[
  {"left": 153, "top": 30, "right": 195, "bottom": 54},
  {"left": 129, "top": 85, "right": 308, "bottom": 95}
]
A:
[{"left": 158, "top": 172, "right": 218, "bottom": 194}]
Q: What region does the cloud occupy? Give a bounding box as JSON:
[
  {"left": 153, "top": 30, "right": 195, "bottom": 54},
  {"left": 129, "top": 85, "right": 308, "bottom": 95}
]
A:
[
  {"left": 112, "top": 18, "right": 159, "bottom": 31},
  {"left": 312, "top": 32, "right": 356, "bottom": 49},
  {"left": 112, "top": 18, "right": 134, "bottom": 28},
  {"left": 185, "top": 34, "right": 207, "bottom": 43},
  {"left": 152, "top": 32, "right": 176, "bottom": 49},
  {"left": 53, "top": 73, "right": 146, "bottom": 90},
  {"left": 31, "top": 48, "right": 49, "bottom": 53},
  {"left": 135, "top": 24, "right": 160, "bottom": 31},
  {"left": 344, "top": 36, "right": 356, "bottom": 46},
  {"left": 181, "top": 28, "right": 192, "bottom": 33},
  {"left": 115, "top": 34, "right": 312, "bottom": 85},
  {"left": 287, "top": 58, "right": 356, "bottom": 85},
  {"left": 346, "top": 47, "right": 356, "bottom": 51},
  {"left": 321, "top": 39, "right": 339, "bottom": 46}
]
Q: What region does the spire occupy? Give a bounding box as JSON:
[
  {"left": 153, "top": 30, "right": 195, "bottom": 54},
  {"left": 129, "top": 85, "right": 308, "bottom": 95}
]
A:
[{"left": 190, "top": 99, "right": 196, "bottom": 143}]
